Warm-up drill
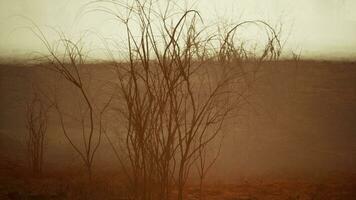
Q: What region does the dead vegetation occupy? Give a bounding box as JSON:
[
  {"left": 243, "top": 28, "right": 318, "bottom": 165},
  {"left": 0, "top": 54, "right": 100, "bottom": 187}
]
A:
[
  {"left": 25, "top": 89, "right": 51, "bottom": 177},
  {"left": 20, "top": 0, "right": 283, "bottom": 199}
]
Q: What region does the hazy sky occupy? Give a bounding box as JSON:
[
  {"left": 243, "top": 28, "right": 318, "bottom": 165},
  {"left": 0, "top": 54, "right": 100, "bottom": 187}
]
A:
[{"left": 0, "top": 0, "right": 356, "bottom": 59}]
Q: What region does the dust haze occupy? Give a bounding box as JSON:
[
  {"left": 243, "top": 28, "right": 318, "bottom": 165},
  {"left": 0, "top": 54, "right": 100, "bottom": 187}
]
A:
[{"left": 0, "top": 0, "right": 355, "bottom": 200}]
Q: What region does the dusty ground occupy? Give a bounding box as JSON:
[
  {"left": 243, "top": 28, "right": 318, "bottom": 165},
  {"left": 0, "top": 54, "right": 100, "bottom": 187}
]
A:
[{"left": 0, "top": 167, "right": 355, "bottom": 200}]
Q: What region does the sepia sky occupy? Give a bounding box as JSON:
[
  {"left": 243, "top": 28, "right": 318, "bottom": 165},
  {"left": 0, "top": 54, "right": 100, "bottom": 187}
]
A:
[{"left": 0, "top": 0, "right": 356, "bottom": 60}]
